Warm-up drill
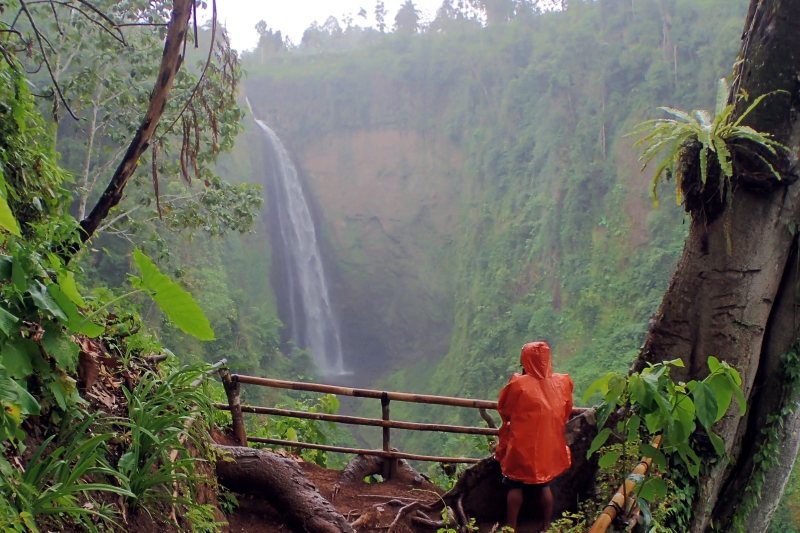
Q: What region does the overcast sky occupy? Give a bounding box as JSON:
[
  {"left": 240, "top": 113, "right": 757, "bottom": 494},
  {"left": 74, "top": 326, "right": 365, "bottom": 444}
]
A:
[{"left": 204, "top": 1, "right": 445, "bottom": 52}]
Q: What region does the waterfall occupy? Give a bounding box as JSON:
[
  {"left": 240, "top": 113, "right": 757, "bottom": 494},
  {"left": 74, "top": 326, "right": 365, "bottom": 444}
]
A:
[{"left": 252, "top": 113, "right": 346, "bottom": 376}]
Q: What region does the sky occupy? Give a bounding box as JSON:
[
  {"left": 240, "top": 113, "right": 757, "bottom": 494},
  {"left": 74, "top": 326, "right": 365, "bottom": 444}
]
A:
[{"left": 203, "top": 1, "right": 446, "bottom": 52}]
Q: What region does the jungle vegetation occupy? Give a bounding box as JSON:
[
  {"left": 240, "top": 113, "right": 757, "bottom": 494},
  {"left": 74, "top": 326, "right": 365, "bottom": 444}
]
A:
[{"left": 0, "top": 0, "right": 798, "bottom": 531}]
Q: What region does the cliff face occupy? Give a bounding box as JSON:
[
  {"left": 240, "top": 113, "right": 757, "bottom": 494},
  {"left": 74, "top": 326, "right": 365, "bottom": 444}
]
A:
[
  {"left": 294, "top": 127, "right": 464, "bottom": 381},
  {"left": 247, "top": 85, "right": 466, "bottom": 381},
  {"left": 241, "top": 0, "right": 749, "bottom": 402}
]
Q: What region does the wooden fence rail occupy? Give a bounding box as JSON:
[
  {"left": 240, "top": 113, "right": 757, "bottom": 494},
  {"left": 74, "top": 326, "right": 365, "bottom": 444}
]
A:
[
  {"left": 213, "top": 403, "right": 500, "bottom": 435},
  {"left": 216, "top": 372, "right": 588, "bottom": 477}
]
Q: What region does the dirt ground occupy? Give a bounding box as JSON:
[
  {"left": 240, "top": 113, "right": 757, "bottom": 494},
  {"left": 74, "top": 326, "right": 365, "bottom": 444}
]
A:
[{"left": 225, "top": 453, "right": 548, "bottom": 533}]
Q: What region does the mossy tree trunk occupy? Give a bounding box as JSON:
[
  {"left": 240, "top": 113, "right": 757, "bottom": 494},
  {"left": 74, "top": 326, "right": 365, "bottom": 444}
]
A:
[{"left": 630, "top": 2, "right": 800, "bottom": 531}]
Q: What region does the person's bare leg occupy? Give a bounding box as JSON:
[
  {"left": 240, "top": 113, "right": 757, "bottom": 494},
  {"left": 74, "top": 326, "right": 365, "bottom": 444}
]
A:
[
  {"left": 538, "top": 486, "right": 554, "bottom": 532},
  {"left": 507, "top": 488, "right": 523, "bottom": 531}
]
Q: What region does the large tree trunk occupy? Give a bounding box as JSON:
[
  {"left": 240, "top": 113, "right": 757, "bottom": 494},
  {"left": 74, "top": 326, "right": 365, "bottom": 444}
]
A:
[
  {"left": 630, "top": 2, "right": 800, "bottom": 531},
  {"left": 215, "top": 445, "right": 355, "bottom": 533}
]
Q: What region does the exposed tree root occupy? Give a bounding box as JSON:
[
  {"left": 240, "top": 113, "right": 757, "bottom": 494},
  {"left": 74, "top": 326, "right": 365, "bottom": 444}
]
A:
[
  {"left": 214, "top": 445, "right": 355, "bottom": 533},
  {"left": 338, "top": 452, "right": 426, "bottom": 486}
]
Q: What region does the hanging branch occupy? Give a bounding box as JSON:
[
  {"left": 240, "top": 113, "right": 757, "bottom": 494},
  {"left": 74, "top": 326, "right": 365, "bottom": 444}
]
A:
[
  {"left": 17, "top": 0, "right": 78, "bottom": 119},
  {"left": 26, "top": 0, "right": 127, "bottom": 44},
  {"left": 157, "top": 0, "right": 217, "bottom": 141},
  {"left": 74, "top": 0, "right": 194, "bottom": 248}
]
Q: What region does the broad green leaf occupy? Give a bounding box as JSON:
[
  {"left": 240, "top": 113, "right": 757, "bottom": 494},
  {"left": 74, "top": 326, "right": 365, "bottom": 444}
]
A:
[
  {"left": 605, "top": 374, "right": 626, "bottom": 405},
  {"left": 706, "top": 374, "right": 733, "bottom": 421},
  {"left": 133, "top": 249, "right": 214, "bottom": 341},
  {"left": 666, "top": 358, "right": 685, "bottom": 368},
  {"left": 583, "top": 373, "right": 612, "bottom": 403},
  {"left": 627, "top": 415, "right": 641, "bottom": 444},
  {"left": 708, "top": 356, "right": 721, "bottom": 373},
  {"left": 285, "top": 427, "right": 299, "bottom": 442},
  {"left": 11, "top": 258, "right": 26, "bottom": 293},
  {"left": 640, "top": 443, "right": 658, "bottom": 458},
  {"left": 46, "top": 375, "right": 81, "bottom": 410},
  {"left": 645, "top": 410, "right": 667, "bottom": 434},
  {"left": 0, "top": 195, "right": 20, "bottom": 237},
  {"left": 598, "top": 451, "right": 621, "bottom": 469},
  {"left": 629, "top": 374, "right": 649, "bottom": 407},
  {"left": 673, "top": 393, "right": 696, "bottom": 442},
  {"left": 677, "top": 443, "right": 701, "bottom": 477},
  {"left": 0, "top": 365, "right": 20, "bottom": 404},
  {"left": 639, "top": 444, "right": 667, "bottom": 470},
  {"left": 596, "top": 400, "right": 615, "bottom": 429},
  {"left": 638, "top": 480, "right": 656, "bottom": 502},
  {"left": 728, "top": 374, "right": 747, "bottom": 416},
  {"left": 708, "top": 430, "right": 726, "bottom": 456},
  {"left": 1, "top": 338, "right": 35, "bottom": 379},
  {"left": 10, "top": 378, "right": 39, "bottom": 415},
  {"left": 693, "top": 381, "right": 719, "bottom": 430},
  {"left": 0, "top": 254, "right": 12, "bottom": 281},
  {"left": 41, "top": 323, "right": 79, "bottom": 373},
  {"left": 587, "top": 427, "right": 612, "bottom": 459},
  {"left": 48, "top": 285, "right": 104, "bottom": 338},
  {"left": 57, "top": 272, "right": 86, "bottom": 307},
  {"left": 0, "top": 306, "right": 19, "bottom": 337},
  {"left": 28, "top": 281, "right": 68, "bottom": 321},
  {"left": 640, "top": 478, "right": 667, "bottom": 502},
  {"left": 727, "top": 365, "right": 743, "bottom": 386}
]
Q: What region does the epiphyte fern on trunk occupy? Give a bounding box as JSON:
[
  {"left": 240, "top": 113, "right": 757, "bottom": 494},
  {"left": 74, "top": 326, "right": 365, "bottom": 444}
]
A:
[{"left": 629, "top": 78, "right": 788, "bottom": 207}]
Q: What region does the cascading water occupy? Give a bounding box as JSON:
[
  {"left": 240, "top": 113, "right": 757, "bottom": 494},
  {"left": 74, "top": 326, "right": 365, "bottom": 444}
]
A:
[{"left": 251, "top": 112, "right": 346, "bottom": 376}]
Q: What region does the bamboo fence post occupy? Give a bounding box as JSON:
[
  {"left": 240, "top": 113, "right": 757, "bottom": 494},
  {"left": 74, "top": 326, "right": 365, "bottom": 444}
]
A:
[{"left": 220, "top": 369, "right": 247, "bottom": 446}]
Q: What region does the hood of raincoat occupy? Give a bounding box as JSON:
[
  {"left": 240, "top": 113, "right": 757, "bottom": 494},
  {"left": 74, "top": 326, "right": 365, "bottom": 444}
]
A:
[{"left": 521, "top": 341, "right": 552, "bottom": 379}]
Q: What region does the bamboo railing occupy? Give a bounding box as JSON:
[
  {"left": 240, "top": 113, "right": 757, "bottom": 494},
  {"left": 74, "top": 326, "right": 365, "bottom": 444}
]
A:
[{"left": 215, "top": 372, "right": 590, "bottom": 476}]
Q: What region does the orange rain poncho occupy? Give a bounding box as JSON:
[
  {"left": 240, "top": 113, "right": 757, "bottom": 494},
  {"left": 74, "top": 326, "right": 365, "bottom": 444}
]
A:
[{"left": 495, "top": 342, "right": 574, "bottom": 485}]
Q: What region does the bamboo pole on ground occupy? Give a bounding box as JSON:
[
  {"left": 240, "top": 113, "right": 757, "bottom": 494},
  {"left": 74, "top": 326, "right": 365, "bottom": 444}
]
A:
[{"left": 588, "top": 435, "right": 664, "bottom": 533}]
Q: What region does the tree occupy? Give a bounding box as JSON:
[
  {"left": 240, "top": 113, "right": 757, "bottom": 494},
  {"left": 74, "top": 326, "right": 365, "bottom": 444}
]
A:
[
  {"left": 1, "top": 0, "right": 258, "bottom": 254},
  {"left": 624, "top": 2, "right": 800, "bottom": 531},
  {"left": 394, "top": 0, "right": 422, "bottom": 35},
  {"left": 374, "top": 1, "right": 388, "bottom": 33}
]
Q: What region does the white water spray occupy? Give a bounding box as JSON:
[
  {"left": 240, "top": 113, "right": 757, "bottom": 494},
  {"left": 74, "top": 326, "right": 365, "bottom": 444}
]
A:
[{"left": 250, "top": 108, "right": 346, "bottom": 376}]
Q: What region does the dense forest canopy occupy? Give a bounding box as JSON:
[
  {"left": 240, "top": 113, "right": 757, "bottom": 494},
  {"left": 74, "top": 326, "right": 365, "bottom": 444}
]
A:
[
  {"left": 0, "top": 0, "right": 799, "bottom": 531},
  {"left": 241, "top": 0, "right": 746, "bottom": 400}
]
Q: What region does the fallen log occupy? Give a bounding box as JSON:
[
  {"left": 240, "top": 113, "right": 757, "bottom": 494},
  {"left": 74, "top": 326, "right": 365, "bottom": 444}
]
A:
[{"left": 214, "top": 445, "right": 355, "bottom": 533}]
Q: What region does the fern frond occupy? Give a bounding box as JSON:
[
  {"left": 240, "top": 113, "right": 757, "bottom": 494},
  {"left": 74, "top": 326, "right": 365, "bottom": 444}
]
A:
[
  {"left": 695, "top": 110, "right": 713, "bottom": 130},
  {"left": 755, "top": 154, "right": 783, "bottom": 181},
  {"left": 699, "top": 145, "right": 709, "bottom": 184},
  {"left": 733, "top": 90, "right": 789, "bottom": 127},
  {"left": 658, "top": 107, "right": 696, "bottom": 124},
  {"left": 713, "top": 104, "right": 735, "bottom": 132},
  {"left": 715, "top": 140, "right": 733, "bottom": 178}
]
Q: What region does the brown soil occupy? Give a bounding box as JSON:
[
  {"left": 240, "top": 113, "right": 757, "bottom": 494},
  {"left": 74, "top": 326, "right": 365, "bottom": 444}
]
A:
[{"left": 224, "top": 451, "right": 549, "bottom": 533}]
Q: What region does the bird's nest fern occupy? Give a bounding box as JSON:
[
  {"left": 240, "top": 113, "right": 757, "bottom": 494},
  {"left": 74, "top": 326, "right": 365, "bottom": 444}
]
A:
[{"left": 630, "top": 78, "right": 789, "bottom": 208}]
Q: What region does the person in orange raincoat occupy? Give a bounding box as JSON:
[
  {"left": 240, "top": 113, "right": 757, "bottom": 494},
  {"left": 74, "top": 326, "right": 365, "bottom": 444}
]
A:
[{"left": 495, "top": 341, "right": 574, "bottom": 532}]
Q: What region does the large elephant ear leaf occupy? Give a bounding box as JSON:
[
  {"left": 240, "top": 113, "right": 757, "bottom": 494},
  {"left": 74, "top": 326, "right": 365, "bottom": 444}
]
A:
[
  {"left": 0, "top": 171, "right": 21, "bottom": 238},
  {"left": 133, "top": 249, "right": 215, "bottom": 341}
]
